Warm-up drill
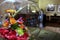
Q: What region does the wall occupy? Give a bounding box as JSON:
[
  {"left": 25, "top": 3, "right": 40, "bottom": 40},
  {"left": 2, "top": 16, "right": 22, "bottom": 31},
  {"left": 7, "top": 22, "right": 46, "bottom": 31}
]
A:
[{"left": 38, "top": 0, "right": 60, "bottom": 16}]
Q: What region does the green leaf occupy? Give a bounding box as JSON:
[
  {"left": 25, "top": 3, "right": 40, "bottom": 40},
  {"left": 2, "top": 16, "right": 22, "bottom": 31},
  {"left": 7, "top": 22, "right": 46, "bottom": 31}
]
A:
[{"left": 16, "top": 28, "right": 24, "bottom": 35}]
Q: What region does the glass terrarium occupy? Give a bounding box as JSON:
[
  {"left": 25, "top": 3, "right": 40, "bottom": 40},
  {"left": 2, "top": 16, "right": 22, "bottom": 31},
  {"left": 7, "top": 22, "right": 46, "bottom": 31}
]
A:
[
  {"left": 0, "top": 0, "right": 39, "bottom": 24},
  {"left": 0, "top": 0, "right": 40, "bottom": 40}
]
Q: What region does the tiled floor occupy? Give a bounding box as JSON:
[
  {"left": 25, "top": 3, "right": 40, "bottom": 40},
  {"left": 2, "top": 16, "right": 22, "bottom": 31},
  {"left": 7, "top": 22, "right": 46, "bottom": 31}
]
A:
[
  {"left": 45, "top": 26, "right": 60, "bottom": 33},
  {"left": 28, "top": 26, "right": 60, "bottom": 40}
]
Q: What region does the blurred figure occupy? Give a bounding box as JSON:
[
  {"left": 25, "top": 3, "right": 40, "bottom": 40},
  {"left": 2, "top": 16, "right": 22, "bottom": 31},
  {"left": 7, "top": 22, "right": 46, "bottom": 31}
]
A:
[{"left": 38, "top": 9, "right": 46, "bottom": 29}]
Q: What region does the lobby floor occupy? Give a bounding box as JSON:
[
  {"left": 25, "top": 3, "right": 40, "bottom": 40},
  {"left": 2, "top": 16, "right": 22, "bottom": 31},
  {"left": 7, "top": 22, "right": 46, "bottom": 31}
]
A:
[{"left": 28, "top": 26, "right": 60, "bottom": 40}]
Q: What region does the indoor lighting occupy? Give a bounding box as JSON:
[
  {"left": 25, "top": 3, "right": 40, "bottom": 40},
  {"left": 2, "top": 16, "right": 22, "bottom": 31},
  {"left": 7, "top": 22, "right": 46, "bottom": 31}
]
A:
[
  {"left": 32, "top": 10, "right": 36, "bottom": 13},
  {"left": 5, "top": 0, "right": 16, "bottom": 3}
]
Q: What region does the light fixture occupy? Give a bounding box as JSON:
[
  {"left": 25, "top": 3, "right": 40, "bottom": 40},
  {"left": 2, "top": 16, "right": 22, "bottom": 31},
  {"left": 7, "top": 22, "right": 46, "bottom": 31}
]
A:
[
  {"left": 32, "top": 10, "right": 36, "bottom": 13},
  {"left": 5, "top": 0, "right": 16, "bottom": 3}
]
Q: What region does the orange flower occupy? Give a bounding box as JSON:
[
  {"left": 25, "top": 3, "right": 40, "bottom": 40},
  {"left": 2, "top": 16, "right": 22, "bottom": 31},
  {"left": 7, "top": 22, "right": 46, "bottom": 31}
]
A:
[
  {"left": 10, "top": 17, "right": 16, "bottom": 24},
  {"left": 3, "top": 21, "right": 9, "bottom": 28},
  {"left": 20, "top": 24, "right": 25, "bottom": 29}
]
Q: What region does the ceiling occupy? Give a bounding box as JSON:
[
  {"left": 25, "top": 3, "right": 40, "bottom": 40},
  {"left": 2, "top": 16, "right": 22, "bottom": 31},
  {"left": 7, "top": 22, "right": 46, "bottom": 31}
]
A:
[
  {"left": 29, "top": 0, "right": 38, "bottom": 3},
  {"left": 0, "top": 0, "right": 4, "bottom": 3}
]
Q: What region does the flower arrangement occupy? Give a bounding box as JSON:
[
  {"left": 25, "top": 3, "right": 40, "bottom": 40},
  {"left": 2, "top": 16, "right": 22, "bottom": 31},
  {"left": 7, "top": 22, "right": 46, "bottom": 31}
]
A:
[{"left": 0, "top": 9, "right": 29, "bottom": 40}]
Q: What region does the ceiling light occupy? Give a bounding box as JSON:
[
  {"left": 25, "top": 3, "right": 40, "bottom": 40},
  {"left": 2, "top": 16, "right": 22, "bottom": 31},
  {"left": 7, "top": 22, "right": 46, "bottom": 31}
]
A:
[{"left": 5, "top": 0, "right": 16, "bottom": 2}]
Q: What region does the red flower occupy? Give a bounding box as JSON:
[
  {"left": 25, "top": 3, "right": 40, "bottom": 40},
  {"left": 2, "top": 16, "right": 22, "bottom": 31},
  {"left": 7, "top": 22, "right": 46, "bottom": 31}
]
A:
[
  {"left": 17, "top": 32, "right": 29, "bottom": 40},
  {"left": 0, "top": 28, "right": 29, "bottom": 40}
]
